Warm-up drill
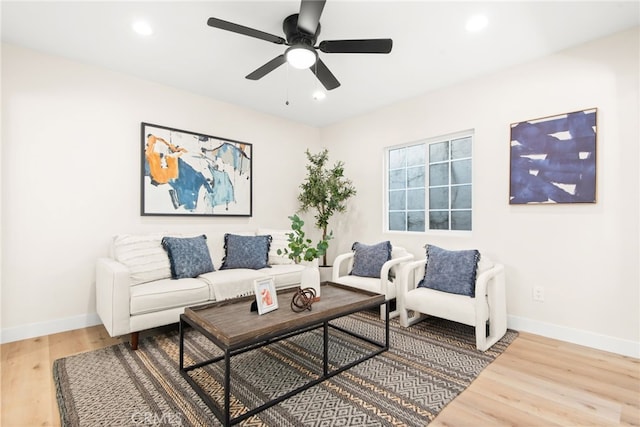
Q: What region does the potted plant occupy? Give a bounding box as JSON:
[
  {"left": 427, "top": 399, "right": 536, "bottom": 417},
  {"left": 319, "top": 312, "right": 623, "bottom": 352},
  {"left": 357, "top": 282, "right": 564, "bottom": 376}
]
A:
[
  {"left": 297, "top": 148, "right": 357, "bottom": 269},
  {"left": 277, "top": 214, "right": 332, "bottom": 264},
  {"left": 277, "top": 214, "right": 330, "bottom": 298}
]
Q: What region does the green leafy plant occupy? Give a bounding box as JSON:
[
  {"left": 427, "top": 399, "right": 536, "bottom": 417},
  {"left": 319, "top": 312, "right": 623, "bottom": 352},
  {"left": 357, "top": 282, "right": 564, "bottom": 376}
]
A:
[
  {"left": 277, "top": 214, "right": 333, "bottom": 264},
  {"left": 298, "top": 149, "right": 356, "bottom": 266}
]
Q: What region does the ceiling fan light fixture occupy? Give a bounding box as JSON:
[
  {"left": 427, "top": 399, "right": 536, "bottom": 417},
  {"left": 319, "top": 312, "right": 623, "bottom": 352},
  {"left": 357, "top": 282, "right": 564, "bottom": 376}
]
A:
[
  {"left": 207, "top": 1, "right": 392, "bottom": 90},
  {"left": 285, "top": 44, "right": 317, "bottom": 69}
]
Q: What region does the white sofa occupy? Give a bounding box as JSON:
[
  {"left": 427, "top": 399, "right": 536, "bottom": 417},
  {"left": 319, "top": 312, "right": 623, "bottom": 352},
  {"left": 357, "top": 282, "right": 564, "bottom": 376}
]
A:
[{"left": 96, "top": 229, "right": 304, "bottom": 349}]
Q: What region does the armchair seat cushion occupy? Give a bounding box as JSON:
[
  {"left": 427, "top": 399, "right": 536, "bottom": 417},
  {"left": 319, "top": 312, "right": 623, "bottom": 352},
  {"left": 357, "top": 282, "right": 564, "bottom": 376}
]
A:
[
  {"left": 130, "top": 278, "right": 210, "bottom": 316},
  {"left": 405, "top": 287, "right": 489, "bottom": 326},
  {"left": 333, "top": 275, "right": 396, "bottom": 299}
]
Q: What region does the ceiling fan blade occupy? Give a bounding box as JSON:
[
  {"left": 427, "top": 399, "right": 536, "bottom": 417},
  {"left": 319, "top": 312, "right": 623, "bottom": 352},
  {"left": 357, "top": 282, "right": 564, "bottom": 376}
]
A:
[
  {"left": 310, "top": 58, "right": 340, "bottom": 90},
  {"left": 297, "top": 0, "right": 326, "bottom": 35},
  {"left": 246, "top": 55, "right": 287, "bottom": 80},
  {"left": 318, "top": 39, "right": 393, "bottom": 54},
  {"left": 207, "top": 17, "right": 285, "bottom": 45}
]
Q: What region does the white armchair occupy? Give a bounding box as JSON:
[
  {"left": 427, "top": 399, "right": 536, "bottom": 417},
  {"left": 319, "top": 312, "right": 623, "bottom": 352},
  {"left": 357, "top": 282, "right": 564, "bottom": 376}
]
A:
[
  {"left": 332, "top": 244, "right": 414, "bottom": 319},
  {"left": 398, "top": 254, "right": 507, "bottom": 351}
]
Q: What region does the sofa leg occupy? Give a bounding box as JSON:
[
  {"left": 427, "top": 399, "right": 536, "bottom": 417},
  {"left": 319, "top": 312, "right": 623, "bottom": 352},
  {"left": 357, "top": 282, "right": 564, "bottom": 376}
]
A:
[{"left": 130, "top": 332, "right": 139, "bottom": 350}]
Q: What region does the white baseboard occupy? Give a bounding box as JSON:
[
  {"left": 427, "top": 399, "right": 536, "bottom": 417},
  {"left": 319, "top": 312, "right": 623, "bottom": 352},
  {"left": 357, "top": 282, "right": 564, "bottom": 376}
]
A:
[
  {"left": 1, "top": 313, "right": 102, "bottom": 344},
  {"left": 508, "top": 315, "right": 640, "bottom": 359}
]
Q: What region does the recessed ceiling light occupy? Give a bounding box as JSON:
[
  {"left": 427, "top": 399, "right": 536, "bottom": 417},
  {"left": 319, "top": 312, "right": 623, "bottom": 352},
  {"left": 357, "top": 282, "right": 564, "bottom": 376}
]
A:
[
  {"left": 132, "top": 20, "right": 153, "bottom": 36},
  {"left": 313, "top": 90, "right": 326, "bottom": 101},
  {"left": 466, "top": 14, "right": 488, "bottom": 33}
]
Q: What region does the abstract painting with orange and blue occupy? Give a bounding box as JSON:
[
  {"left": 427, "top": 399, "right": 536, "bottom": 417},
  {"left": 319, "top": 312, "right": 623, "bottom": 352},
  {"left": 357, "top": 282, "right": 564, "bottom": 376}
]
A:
[{"left": 141, "top": 123, "right": 252, "bottom": 216}]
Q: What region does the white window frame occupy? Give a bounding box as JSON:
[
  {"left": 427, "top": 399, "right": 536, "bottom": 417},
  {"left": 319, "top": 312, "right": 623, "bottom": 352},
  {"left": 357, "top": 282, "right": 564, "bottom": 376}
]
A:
[{"left": 383, "top": 130, "right": 474, "bottom": 235}]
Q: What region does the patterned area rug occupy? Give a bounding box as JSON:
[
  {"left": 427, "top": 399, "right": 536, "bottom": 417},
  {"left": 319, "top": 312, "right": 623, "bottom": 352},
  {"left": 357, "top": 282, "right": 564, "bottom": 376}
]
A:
[{"left": 53, "top": 311, "right": 517, "bottom": 426}]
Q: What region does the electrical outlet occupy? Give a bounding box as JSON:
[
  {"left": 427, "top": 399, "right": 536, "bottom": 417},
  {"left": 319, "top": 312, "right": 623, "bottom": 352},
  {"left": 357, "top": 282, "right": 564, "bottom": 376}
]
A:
[{"left": 533, "top": 286, "right": 545, "bottom": 302}]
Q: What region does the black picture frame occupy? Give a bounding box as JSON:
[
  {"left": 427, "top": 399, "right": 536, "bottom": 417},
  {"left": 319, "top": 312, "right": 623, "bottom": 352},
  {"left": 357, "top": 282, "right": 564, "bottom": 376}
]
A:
[{"left": 141, "top": 122, "right": 252, "bottom": 216}]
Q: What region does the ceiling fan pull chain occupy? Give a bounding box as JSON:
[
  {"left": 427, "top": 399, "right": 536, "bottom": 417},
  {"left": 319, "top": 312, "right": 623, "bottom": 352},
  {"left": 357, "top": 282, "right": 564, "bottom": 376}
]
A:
[{"left": 314, "top": 61, "right": 319, "bottom": 98}]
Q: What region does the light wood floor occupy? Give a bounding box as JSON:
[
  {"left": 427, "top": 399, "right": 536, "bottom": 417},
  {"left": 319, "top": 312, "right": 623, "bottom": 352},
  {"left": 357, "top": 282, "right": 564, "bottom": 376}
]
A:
[{"left": 1, "top": 326, "right": 638, "bottom": 426}]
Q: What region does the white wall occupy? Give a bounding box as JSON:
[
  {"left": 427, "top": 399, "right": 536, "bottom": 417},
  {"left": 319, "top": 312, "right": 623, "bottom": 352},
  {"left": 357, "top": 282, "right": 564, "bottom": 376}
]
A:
[
  {"left": 322, "top": 28, "right": 639, "bottom": 357},
  {"left": 2, "top": 28, "right": 638, "bottom": 357},
  {"left": 1, "top": 43, "right": 320, "bottom": 341}
]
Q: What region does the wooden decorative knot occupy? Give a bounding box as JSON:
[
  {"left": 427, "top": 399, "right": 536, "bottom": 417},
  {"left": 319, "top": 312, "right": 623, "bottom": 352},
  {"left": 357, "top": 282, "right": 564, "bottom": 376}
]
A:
[{"left": 291, "top": 287, "right": 317, "bottom": 312}]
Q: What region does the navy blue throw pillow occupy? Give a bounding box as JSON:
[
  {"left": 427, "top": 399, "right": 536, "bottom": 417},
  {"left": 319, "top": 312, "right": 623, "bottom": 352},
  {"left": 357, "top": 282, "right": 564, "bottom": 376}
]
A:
[
  {"left": 418, "top": 245, "right": 480, "bottom": 297},
  {"left": 161, "top": 235, "right": 215, "bottom": 279},
  {"left": 350, "top": 241, "right": 392, "bottom": 278},
  {"left": 220, "top": 234, "right": 272, "bottom": 270}
]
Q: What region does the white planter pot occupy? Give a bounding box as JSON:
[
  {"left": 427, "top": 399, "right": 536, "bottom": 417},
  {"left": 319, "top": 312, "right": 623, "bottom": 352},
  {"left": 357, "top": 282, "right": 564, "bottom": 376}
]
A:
[
  {"left": 301, "top": 259, "right": 321, "bottom": 299},
  {"left": 318, "top": 265, "right": 333, "bottom": 283}
]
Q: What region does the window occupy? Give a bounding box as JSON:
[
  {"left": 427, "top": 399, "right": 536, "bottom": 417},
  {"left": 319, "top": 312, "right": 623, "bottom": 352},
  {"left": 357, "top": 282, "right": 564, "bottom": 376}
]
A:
[{"left": 386, "top": 132, "right": 473, "bottom": 232}]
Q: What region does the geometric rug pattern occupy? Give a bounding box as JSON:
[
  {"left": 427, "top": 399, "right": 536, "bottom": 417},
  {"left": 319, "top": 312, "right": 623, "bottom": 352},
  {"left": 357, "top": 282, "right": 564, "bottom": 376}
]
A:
[{"left": 53, "top": 311, "right": 517, "bottom": 426}]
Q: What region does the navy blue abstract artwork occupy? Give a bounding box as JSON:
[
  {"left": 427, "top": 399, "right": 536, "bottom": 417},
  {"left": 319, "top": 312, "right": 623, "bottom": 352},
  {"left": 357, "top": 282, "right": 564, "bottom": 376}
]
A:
[{"left": 509, "top": 108, "right": 597, "bottom": 204}]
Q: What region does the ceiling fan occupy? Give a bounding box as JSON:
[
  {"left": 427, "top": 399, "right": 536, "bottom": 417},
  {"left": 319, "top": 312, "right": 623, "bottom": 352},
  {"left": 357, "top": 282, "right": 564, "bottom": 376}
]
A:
[{"left": 207, "top": 0, "right": 393, "bottom": 91}]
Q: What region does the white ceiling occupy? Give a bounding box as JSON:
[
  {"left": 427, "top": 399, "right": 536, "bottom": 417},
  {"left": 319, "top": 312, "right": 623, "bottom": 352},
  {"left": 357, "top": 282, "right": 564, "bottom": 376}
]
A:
[{"left": 2, "top": 1, "right": 639, "bottom": 127}]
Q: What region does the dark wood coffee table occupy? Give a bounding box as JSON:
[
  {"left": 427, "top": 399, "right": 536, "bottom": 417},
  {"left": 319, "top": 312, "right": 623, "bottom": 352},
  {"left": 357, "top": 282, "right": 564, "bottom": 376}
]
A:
[{"left": 179, "top": 282, "right": 389, "bottom": 426}]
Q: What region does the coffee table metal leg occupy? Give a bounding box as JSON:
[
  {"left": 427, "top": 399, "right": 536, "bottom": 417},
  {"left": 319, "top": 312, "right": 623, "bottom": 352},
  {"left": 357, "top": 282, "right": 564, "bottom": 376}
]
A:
[
  {"left": 224, "top": 349, "right": 231, "bottom": 426},
  {"left": 385, "top": 300, "right": 390, "bottom": 350},
  {"left": 179, "top": 318, "right": 184, "bottom": 370},
  {"left": 323, "top": 320, "right": 329, "bottom": 377}
]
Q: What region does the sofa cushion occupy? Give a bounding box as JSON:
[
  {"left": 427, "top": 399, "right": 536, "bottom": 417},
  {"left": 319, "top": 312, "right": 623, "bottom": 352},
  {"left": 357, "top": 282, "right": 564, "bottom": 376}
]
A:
[
  {"left": 162, "top": 235, "right": 215, "bottom": 279},
  {"left": 113, "top": 233, "right": 171, "bottom": 285},
  {"left": 418, "top": 245, "right": 480, "bottom": 297},
  {"left": 258, "top": 228, "right": 295, "bottom": 265},
  {"left": 261, "top": 264, "right": 306, "bottom": 288},
  {"left": 220, "top": 234, "right": 272, "bottom": 270},
  {"left": 350, "top": 241, "right": 392, "bottom": 278},
  {"left": 130, "top": 277, "right": 210, "bottom": 315},
  {"left": 199, "top": 269, "right": 267, "bottom": 301}
]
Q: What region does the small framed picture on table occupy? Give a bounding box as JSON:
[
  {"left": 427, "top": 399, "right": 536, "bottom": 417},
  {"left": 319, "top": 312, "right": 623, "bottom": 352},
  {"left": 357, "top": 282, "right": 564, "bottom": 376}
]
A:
[{"left": 254, "top": 278, "right": 278, "bottom": 315}]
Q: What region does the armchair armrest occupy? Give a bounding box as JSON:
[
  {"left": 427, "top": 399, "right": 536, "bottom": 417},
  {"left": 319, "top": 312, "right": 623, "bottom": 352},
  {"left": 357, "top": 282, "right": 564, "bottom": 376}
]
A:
[
  {"left": 96, "top": 257, "right": 132, "bottom": 337},
  {"left": 474, "top": 263, "right": 506, "bottom": 318},
  {"left": 398, "top": 259, "right": 426, "bottom": 295},
  {"left": 381, "top": 253, "right": 415, "bottom": 286},
  {"left": 474, "top": 263, "right": 505, "bottom": 299},
  {"left": 474, "top": 262, "right": 507, "bottom": 351},
  {"left": 332, "top": 252, "right": 355, "bottom": 281}
]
